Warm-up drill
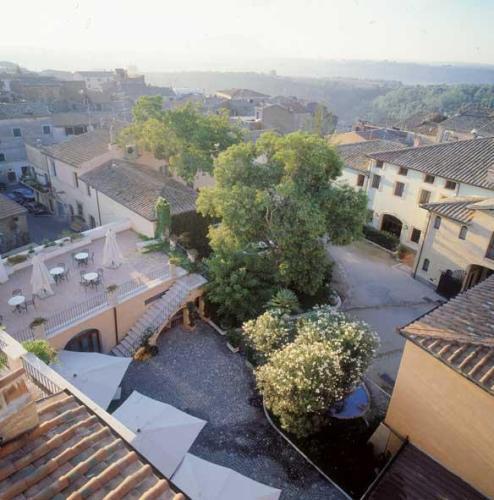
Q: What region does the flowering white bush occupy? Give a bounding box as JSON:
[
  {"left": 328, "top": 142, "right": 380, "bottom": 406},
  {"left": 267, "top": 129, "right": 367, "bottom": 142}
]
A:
[
  {"left": 243, "top": 309, "right": 294, "bottom": 362},
  {"left": 256, "top": 306, "right": 379, "bottom": 437}
]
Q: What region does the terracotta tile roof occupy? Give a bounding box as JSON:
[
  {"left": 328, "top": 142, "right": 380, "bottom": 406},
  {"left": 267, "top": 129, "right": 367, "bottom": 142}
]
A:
[
  {"left": 337, "top": 140, "right": 406, "bottom": 173},
  {"left": 42, "top": 129, "right": 111, "bottom": 167},
  {"left": 0, "top": 102, "right": 50, "bottom": 120},
  {"left": 0, "top": 391, "right": 185, "bottom": 500},
  {"left": 393, "top": 111, "right": 446, "bottom": 137},
  {"left": 80, "top": 159, "right": 197, "bottom": 220},
  {"left": 420, "top": 196, "right": 484, "bottom": 224},
  {"left": 0, "top": 194, "right": 28, "bottom": 219},
  {"left": 368, "top": 137, "right": 494, "bottom": 189},
  {"left": 51, "top": 112, "right": 114, "bottom": 127},
  {"left": 440, "top": 108, "right": 494, "bottom": 136},
  {"left": 216, "top": 88, "right": 268, "bottom": 99},
  {"left": 366, "top": 443, "right": 486, "bottom": 499},
  {"left": 401, "top": 275, "right": 494, "bottom": 395}
]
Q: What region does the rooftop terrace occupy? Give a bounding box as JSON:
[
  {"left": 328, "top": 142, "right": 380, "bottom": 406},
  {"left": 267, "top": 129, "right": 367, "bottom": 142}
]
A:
[{"left": 0, "top": 222, "right": 173, "bottom": 342}]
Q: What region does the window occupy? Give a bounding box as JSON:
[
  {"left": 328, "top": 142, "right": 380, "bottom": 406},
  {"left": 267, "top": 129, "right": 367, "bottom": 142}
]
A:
[
  {"left": 0, "top": 152, "right": 5, "bottom": 162},
  {"left": 12, "top": 127, "right": 22, "bottom": 137},
  {"left": 65, "top": 329, "right": 101, "bottom": 353},
  {"left": 356, "top": 174, "right": 365, "bottom": 187},
  {"left": 445, "top": 180, "right": 457, "bottom": 190},
  {"left": 419, "top": 189, "right": 431, "bottom": 204},
  {"left": 50, "top": 159, "right": 57, "bottom": 177},
  {"left": 459, "top": 226, "right": 468, "bottom": 240},
  {"left": 433, "top": 216, "right": 441, "bottom": 229},
  {"left": 422, "top": 258, "right": 430, "bottom": 272},
  {"left": 424, "top": 174, "right": 435, "bottom": 184},
  {"left": 65, "top": 126, "right": 74, "bottom": 136},
  {"left": 69, "top": 204, "right": 74, "bottom": 217},
  {"left": 76, "top": 201, "right": 84, "bottom": 217},
  {"left": 486, "top": 233, "right": 494, "bottom": 260},
  {"left": 89, "top": 215, "right": 96, "bottom": 228},
  {"left": 73, "top": 172, "right": 79, "bottom": 188},
  {"left": 371, "top": 174, "right": 381, "bottom": 189},
  {"left": 21, "top": 166, "right": 30, "bottom": 177},
  {"left": 42, "top": 125, "right": 51, "bottom": 135},
  {"left": 375, "top": 160, "right": 384, "bottom": 168},
  {"left": 394, "top": 181, "right": 405, "bottom": 197},
  {"left": 398, "top": 166, "right": 408, "bottom": 176},
  {"left": 74, "top": 125, "right": 86, "bottom": 135},
  {"left": 410, "top": 228, "right": 421, "bottom": 243},
  {"left": 86, "top": 183, "right": 91, "bottom": 197}
]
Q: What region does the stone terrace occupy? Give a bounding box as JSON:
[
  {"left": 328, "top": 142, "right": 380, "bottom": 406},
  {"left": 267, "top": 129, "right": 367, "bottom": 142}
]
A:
[{"left": 0, "top": 229, "right": 170, "bottom": 339}]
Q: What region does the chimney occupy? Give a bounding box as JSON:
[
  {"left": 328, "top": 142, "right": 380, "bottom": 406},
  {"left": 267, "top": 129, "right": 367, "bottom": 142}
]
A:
[
  {"left": 487, "top": 164, "right": 494, "bottom": 185},
  {"left": 0, "top": 368, "right": 39, "bottom": 445}
]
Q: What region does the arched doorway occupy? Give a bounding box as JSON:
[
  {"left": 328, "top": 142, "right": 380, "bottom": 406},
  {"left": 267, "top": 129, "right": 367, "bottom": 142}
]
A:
[
  {"left": 462, "top": 265, "right": 493, "bottom": 291},
  {"left": 65, "top": 329, "right": 101, "bottom": 352},
  {"left": 381, "top": 214, "right": 403, "bottom": 239}
]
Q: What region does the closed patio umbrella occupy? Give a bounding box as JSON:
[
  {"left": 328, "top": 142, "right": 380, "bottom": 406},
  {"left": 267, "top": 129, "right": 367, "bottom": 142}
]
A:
[
  {"left": 102, "top": 227, "right": 124, "bottom": 268},
  {"left": 113, "top": 391, "right": 207, "bottom": 477},
  {"left": 30, "top": 254, "right": 54, "bottom": 297},
  {"left": 172, "top": 453, "right": 281, "bottom": 500},
  {"left": 0, "top": 258, "right": 8, "bottom": 284},
  {"left": 53, "top": 350, "right": 131, "bottom": 409}
]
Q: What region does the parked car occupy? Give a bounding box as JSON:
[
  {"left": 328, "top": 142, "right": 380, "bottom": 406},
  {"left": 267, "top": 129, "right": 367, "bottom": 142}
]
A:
[{"left": 12, "top": 187, "right": 35, "bottom": 201}]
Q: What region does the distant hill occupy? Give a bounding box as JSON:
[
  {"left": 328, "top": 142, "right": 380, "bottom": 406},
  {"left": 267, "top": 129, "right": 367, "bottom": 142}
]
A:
[
  {"left": 146, "top": 71, "right": 397, "bottom": 127},
  {"left": 146, "top": 71, "right": 494, "bottom": 128}
]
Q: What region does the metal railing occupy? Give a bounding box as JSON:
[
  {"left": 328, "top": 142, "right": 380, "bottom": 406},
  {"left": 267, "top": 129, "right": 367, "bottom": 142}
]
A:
[
  {"left": 22, "top": 354, "right": 62, "bottom": 395},
  {"left": 12, "top": 266, "right": 174, "bottom": 343}
]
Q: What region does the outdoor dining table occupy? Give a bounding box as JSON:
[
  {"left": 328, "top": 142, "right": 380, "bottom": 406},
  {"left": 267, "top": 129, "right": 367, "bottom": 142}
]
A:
[
  {"left": 83, "top": 272, "right": 99, "bottom": 286},
  {"left": 8, "top": 295, "right": 25, "bottom": 312},
  {"left": 75, "top": 252, "right": 89, "bottom": 266},
  {"left": 50, "top": 266, "right": 65, "bottom": 283}
]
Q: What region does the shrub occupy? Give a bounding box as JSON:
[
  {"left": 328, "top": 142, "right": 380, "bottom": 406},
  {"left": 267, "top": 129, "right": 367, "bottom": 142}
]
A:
[
  {"left": 7, "top": 254, "right": 28, "bottom": 265},
  {"left": 22, "top": 340, "right": 57, "bottom": 365},
  {"left": 266, "top": 288, "right": 300, "bottom": 314},
  {"left": 226, "top": 329, "right": 242, "bottom": 348},
  {"left": 256, "top": 306, "right": 378, "bottom": 437},
  {"left": 243, "top": 310, "right": 294, "bottom": 363},
  {"left": 29, "top": 317, "right": 47, "bottom": 328},
  {"left": 362, "top": 225, "right": 399, "bottom": 251}
]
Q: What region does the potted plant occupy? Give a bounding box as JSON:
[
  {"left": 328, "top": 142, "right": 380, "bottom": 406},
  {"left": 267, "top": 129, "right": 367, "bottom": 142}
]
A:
[
  {"left": 29, "top": 317, "right": 47, "bottom": 339},
  {"left": 106, "top": 284, "right": 119, "bottom": 305},
  {"left": 22, "top": 339, "right": 57, "bottom": 365},
  {"left": 168, "top": 255, "right": 181, "bottom": 278},
  {"left": 133, "top": 327, "right": 159, "bottom": 361},
  {"left": 7, "top": 254, "right": 28, "bottom": 266},
  {"left": 226, "top": 329, "right": 242, "bottom": 353}
]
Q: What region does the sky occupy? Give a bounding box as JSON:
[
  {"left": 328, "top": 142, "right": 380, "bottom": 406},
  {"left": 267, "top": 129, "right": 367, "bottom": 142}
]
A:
[{"left": 1, "top": 0, "right": 493, "bottom": 72}]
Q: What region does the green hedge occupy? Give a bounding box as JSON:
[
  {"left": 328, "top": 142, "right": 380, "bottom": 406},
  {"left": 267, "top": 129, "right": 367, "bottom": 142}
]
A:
[{"left": 363, "top": 225, "right": 399, "bottom": 251}]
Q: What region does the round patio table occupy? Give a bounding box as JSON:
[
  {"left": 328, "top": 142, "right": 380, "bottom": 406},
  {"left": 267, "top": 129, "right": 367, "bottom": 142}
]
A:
[
  {"left": 83, "top": 272, "right": 99, "bottom": 283},
  {"left": 50, "top": 266, "right": 65, "bottom": 282},
  {"left": 75, "top": 252, "right": 89, "bottom": 262},
  {"left": 8, "top": 295, "right": 25, "bottom": 307}
]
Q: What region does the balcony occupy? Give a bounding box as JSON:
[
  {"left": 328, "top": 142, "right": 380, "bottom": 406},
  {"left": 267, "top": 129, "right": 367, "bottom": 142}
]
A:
[
  {"left": 0, "top": 221, "right": 175, "bottom": 343},
  {"left": 20, "top": 175, "right": 51, "bottom": 194}
]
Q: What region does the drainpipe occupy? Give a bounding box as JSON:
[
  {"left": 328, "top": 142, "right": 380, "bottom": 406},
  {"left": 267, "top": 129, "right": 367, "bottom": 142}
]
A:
[
  {"left": 96, "top": 189, "right": 102, "bottom": 226},
  {"left": 412, "top": 211, "right": 432, "bottom": 279}
]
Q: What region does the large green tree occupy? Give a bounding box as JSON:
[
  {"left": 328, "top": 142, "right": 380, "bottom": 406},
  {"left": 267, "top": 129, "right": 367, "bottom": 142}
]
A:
[
  {"left": 198, "top": 132, "right": 368, "bottom": 310},
  {"left": 119, "top": 97, "right": 243, "bottom": 184}
]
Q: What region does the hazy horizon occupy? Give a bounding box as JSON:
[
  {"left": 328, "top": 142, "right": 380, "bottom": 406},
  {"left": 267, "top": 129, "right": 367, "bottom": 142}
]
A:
[{"left": 1, "top": 0, "right": 493, "bottom": 75}]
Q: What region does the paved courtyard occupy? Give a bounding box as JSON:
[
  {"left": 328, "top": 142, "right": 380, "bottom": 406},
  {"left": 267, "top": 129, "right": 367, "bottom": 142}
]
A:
[
  {"left": 117, "top": 323, "right": 346, "bottom": 500},
  {"left": 328, "top": 240, "right": 443, "bottom": 392}
]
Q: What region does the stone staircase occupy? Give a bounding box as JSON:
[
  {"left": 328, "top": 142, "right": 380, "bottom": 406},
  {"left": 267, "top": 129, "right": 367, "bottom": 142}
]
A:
[{"left": 111, "top": 273, "right": 207, "bottom": 357}]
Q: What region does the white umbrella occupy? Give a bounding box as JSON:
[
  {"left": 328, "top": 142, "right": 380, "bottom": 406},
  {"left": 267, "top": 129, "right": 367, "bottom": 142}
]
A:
[
  {"left": 113, "top": 391, "right": 207, "bottom": 477},
  {"left": 0, "top": 258, "right": 8, "bottom": 284},
  {"left": 172, "top": 454, "right": 281, "bottom": 500},
  {"left": 53, "top": 350, "right": 131, "bottom": 409},
  {"left": 30, "top": 254, "right": 54, "bottom": 297},
  {"left": 102, "top": 228, "right": 124, "bottom": 268}
]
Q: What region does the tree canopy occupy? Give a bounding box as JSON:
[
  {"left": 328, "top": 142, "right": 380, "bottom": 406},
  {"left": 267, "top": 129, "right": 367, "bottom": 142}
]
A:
[
  {"left": 119, "top": 97, "right": 243, "bottom": 184},
  {"left": 198, "top": 132, "right": 368, "bottom": 321}
]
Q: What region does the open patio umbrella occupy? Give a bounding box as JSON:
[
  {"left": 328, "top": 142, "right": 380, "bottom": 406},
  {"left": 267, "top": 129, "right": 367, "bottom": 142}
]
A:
[
  {"left": 113, "top": 391, "right": 207, "bottom": 477},
  {"left": 172, "top": 453, "right": 281, "bottom": 500},
  {"left": 53, "top": 350, "right": 131, "bottom": 409},
  {"left": 0, "top": 258, "right": 8, "bottom": 284},
  {"left": 102, "top": 227, "right": 124, "bottom": 268},
  {"left": 30, "top": 254, "right": 54, "bottom": 297}
]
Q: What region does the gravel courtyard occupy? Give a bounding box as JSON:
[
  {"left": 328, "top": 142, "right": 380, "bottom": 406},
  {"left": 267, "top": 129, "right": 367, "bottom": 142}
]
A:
[{"left": 116, "top": 322, "right": 346, "bottom": 500}]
